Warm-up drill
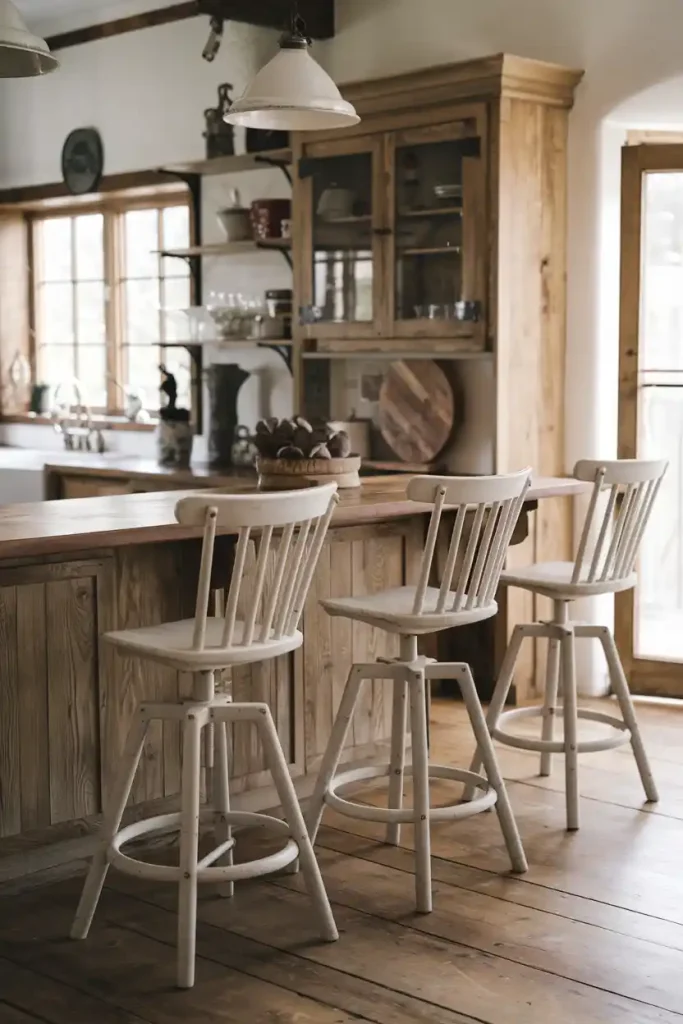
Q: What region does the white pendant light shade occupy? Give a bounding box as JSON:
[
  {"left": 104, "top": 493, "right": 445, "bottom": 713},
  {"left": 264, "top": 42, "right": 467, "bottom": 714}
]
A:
[
  {"left": 225, "top": 36, "right": 359, "bottom": 132},
  {"left": 0, "top": 0, "right": 59, "bottom": 78}
]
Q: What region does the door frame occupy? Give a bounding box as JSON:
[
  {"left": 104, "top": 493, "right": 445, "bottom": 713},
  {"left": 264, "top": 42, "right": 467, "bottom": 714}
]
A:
[{"left": 616, "top": 142, "right": 683, "bottom": 696}]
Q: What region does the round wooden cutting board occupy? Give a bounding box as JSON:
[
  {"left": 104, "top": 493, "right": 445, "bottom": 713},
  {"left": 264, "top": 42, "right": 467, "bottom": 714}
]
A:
[{"left": 377, "top": 360, "right": 455, "bottom": 463}]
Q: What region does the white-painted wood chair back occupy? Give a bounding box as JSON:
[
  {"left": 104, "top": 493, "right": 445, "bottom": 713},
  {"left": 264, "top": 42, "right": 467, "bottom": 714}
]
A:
[
  {"left": 175, "top": 483, "right": 339, "bottom": 652},
  {"left": 571, "top": 459, "right": 667, "bottom": 586},
  {"left": 407, "top": 470, "right": 532, "bottom": 615}
]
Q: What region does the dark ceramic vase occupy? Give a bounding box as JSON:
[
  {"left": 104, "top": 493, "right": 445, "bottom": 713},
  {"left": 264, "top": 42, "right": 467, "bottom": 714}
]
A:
[{"left": 207, "top": 364, "right": 251, "bottom": 467}]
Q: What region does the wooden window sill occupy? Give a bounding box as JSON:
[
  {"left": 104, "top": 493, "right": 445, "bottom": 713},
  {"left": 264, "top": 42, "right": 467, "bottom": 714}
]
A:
[{"left": 0, "top": 414, "right": 157, "bottom": 433}]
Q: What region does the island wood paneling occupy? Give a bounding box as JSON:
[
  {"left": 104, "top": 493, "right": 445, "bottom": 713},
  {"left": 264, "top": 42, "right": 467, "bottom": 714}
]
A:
[
  {"left": 99, "top": 542, "right": 201, "bottom": 814},
  {"left": 303, "top": 520, "right": 423, "bottom": 772},
  {"left": 0, "top": 559, "right": 110, "bottom": 838}
]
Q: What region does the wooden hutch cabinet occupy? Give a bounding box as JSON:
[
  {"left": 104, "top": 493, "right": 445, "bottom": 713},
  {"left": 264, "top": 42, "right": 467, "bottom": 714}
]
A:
[
  {"left": 292, "top": 53, "right": 584, "bottom": 700},
  {"left": 294, "top": 107, "right": 487, "bottom": 351}
]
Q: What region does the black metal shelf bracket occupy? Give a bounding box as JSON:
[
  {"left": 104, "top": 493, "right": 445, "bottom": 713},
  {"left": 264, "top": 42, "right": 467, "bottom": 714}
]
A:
[
  {"left": 255, "top": 240, "right": 293, "bottom": 268},
  {"left": 254, "top": 153, "right": 293, "bottom": 185},
  {"left": 257, "top": 343, "right": 293, "bottom": 372},
  {"left": 158, "top": 168, "right": 203, "bottom": 299}
]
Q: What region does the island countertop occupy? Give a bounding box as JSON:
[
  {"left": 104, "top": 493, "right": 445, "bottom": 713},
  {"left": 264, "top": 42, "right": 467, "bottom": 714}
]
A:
[{"left": 0, "top": 474, "right": 585, "bottom": 561}]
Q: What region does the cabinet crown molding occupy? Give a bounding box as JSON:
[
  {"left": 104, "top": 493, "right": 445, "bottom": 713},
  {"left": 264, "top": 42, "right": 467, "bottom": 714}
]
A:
[{"left": 337, "top": 52, "right": 584, "bottom": 120}]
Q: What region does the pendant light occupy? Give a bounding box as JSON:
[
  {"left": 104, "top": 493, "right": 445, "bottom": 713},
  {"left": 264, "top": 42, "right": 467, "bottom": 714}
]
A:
[
  {"left": 0, "top": 0, "right": 58, "bottom": 77},
  {"left": 225, "top": 16, "right": 358, "bottom": 132}
]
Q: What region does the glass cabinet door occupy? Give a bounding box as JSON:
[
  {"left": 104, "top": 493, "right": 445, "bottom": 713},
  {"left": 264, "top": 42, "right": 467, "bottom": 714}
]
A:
[
  {"left": 389, "top": 120, "right": 486, "bottom": 343},
  {"left": 298, "top": 139, "right": 381, "bottom": 339}
]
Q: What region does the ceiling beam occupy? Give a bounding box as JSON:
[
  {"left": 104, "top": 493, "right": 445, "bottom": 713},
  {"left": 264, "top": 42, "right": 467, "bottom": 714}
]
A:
[
  {"left": 198, "top": 0, "right": 335, "bottom": 39},
  {"left": 46, "top": 0, "right": 334, "bottom": 51}
]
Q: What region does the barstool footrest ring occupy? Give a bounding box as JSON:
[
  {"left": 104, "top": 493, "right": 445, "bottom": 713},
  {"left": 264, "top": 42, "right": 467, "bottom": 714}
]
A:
[
  {"left": 108, "top": 809, "right": 298, "bottom": 883},
  {"left": 324, "top": 762, "right": 497, "bottom": 823},
  {"left": 494, "top": 706, "right": 631, "bottom": 754}
]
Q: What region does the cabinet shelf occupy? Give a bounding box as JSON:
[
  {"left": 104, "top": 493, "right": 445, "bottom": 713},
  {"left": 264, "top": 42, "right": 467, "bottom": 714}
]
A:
[
  {"left": 319, "top": 214, "right": 372, "bottom": 224},
  {"left": 398, "top": 206, "right": 463, "bottom": 218},
  {"left": 302, "top": 349, "right": 492, "bottom": 361},
  {"left": 398, "top": 245, "right": 462, "bottom": 256}
]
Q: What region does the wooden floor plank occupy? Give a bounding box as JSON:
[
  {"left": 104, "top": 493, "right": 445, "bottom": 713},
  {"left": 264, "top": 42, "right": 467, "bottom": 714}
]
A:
[
  {"left": 277, "top": 840, "right": 683, "bottom": 1014},
  {"left": 0, "top": 886, "right": 371, "bottom": 1024},
  {"left": 432, "top": 699, "right": 683, "bottom": 820},
  {"left": 316, "top": 825, "right": 683, "bottom": 952},
  {"left": 321, "top": 772, "right": 683, "bottom": 924},
  {"left": 102, "top": 869, "right": 683, "bottom": 1023},
  {"left": 0, "top": 1003, "right": 44, "bottom": 1024},
  {"left": 2, "top": 698, "right": 683, "bottom": 1024},
  {"left": 0, "top": 955, "right": 150, "bottom": 1023},
  {"left": 193, "top": 881, "right": 683, "bottom": 1023},
  {"left": 102, "top": 882, "right": 481, "bottom": 1024}
]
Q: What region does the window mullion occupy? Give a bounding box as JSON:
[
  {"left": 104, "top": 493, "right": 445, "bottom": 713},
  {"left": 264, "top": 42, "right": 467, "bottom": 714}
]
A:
[
  {"left": 71, "top": 217, "right": 78, "bottom": 385},
  {"left": 158, "top": 207, "right": 165, "bottom": 383},
  {"left": 104, "top": 209, "right": 122, "bottom": 413}
]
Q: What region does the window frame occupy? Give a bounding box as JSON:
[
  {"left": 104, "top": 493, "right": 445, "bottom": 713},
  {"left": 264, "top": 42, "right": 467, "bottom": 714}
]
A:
[{"left": 27, "top": 184, "right": 194, "bottom": 417}]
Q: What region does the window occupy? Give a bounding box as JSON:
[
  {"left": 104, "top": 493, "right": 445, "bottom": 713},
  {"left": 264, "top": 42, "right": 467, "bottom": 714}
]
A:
[{"left": 31, "top": 191, "right": 193, "bottom": 416}]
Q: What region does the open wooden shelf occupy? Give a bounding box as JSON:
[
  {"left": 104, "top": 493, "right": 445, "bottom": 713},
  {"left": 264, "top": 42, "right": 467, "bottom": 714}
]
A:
[
  {"left": 161, "top": 148, "right": 292, "bottom": 177},
  {"left": 158, "top": 239, "right": 291, "bottom": 259},
  {"left": 163, "top": 337, "right": 293, "bottom": 348}
]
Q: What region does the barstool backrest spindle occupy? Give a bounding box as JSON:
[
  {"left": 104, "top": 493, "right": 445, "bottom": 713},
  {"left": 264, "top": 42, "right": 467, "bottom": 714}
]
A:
[
  {"left": 572, "top": 459, "right": 667, "bottom": 586},
  {"left": 175, "top": 483, "right": 339, "bottom": 652},
  {"left": 407, "top": 469, "right": 532, "bottom": 616}
]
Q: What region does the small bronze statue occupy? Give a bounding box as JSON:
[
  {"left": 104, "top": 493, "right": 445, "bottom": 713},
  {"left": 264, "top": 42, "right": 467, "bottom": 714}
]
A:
[
  {"left": 157, "top": 366, "right": 192, "bottom": 468},
  {"left": 159, "top": 364, "right": 178, "bottom": 411}
]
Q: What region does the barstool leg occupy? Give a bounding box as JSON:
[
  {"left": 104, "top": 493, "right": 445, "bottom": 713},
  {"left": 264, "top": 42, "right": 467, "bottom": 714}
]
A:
[
  {"left": 306, "top": 665, "right": 364, "bottom": 844},
  {"left": 257, "top": 705, "right": 339, "bottom": 942},
  {"left": 561, "top": 630, "right": 580, "bottom": 831},
  {"left": 212, "top": 719, "right": 234, "bottom": 897},
  {"left": 463, "top": 625, "right": 525, "bottom": 801},
  {"left": 71, "top": 712, "right": 149, "bottom": 940},
  {"left": 409, "top": 670, "right": 432, "bottom": 913},
  {"left": 599, "top": 628, "right": 658, "bottom": 803},
  {"left": 540, "top": 637, "right": 561, "bottom": 777},
  {"left": 457, "top": 665, "right": 527, "bottom": 873},
  {"left": 386, "top": 676, "right": 408, "bottom": 846},
  {"left": 177, "top": 709, "right": 204, "bottom": 989}
]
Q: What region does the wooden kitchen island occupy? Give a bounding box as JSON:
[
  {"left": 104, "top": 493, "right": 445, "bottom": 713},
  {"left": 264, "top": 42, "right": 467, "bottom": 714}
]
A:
[{"left": 0, "top": 475, "right": 583, "bottom": 883}]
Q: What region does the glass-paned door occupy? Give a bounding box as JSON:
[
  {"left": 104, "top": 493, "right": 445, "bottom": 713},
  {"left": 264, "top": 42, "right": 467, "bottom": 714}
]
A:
[
  {"left": 617, "top": 143, "right": 683, "bottom": 695},
  {"left": 388, "top": 114, "right": 486, "bottom": 345},
  {"left": 298, "top": 137, "right": 382, "bottom": 339}
]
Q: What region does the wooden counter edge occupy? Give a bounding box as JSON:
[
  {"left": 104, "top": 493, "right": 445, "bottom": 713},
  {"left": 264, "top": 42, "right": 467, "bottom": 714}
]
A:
[{"left": 0, "top": 477, "right": 586, "bottom": 562}]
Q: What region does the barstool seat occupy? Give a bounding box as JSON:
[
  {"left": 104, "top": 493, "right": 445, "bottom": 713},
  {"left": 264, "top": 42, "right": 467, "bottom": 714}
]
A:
[
  {"left": 71, "top": 483, "right": 341, "bottom": 989},
  {"left": 323, "top": 585, "right": 498, "bottom": 631},
  {"left": 307, "top": 470, "right": 533, "bottom": 916},
  {"left": 467, "top": 458, "right": 668, "bottom": 832},
  {"left": 105, "top": 618, "right": 302, "bottom": 668},
  {"left": 501, "top": 560, "right": 636, "bottom": 598}
]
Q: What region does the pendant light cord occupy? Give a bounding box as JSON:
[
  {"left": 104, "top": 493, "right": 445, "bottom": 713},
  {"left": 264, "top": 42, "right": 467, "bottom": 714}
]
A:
[{"left": 285, "top": 0, "right": 310, "bottom": 46}]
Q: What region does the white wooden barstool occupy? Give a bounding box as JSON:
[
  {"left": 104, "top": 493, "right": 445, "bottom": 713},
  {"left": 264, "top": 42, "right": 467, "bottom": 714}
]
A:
[
  {"left": 466, "top": 458, "right": 667, "bottom": 831},
  {"left": 306, "top": 471, "right": 532, "bottom": 914},
  {"left": 71, "top": 483, "right": 340, "bottom": 988}
]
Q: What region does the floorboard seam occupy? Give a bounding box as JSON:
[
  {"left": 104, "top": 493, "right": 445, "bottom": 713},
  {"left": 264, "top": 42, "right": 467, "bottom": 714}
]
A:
[
  {"left": 265, "top": 875, "right": 683, "bottom": 1018},
  {"left": 321, "top": 819, "right": 683, "bottom": 928},
  {"left": 105, "top": 887, "right": 489, "bottom": 1024}
]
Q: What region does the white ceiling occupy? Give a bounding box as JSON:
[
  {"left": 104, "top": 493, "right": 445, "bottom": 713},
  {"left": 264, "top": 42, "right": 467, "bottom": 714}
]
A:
[{"left": 15, "top": 0, "right": 190, "bottom": 35}]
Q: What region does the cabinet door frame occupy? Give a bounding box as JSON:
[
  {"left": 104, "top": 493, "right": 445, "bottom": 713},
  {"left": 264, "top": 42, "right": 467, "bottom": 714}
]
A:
[
  {"left": 295, "top": 133, "right": 386, "bottom": 341},
  {"left": 383, "top": 105, "right": 488, "bottom": 345}
]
